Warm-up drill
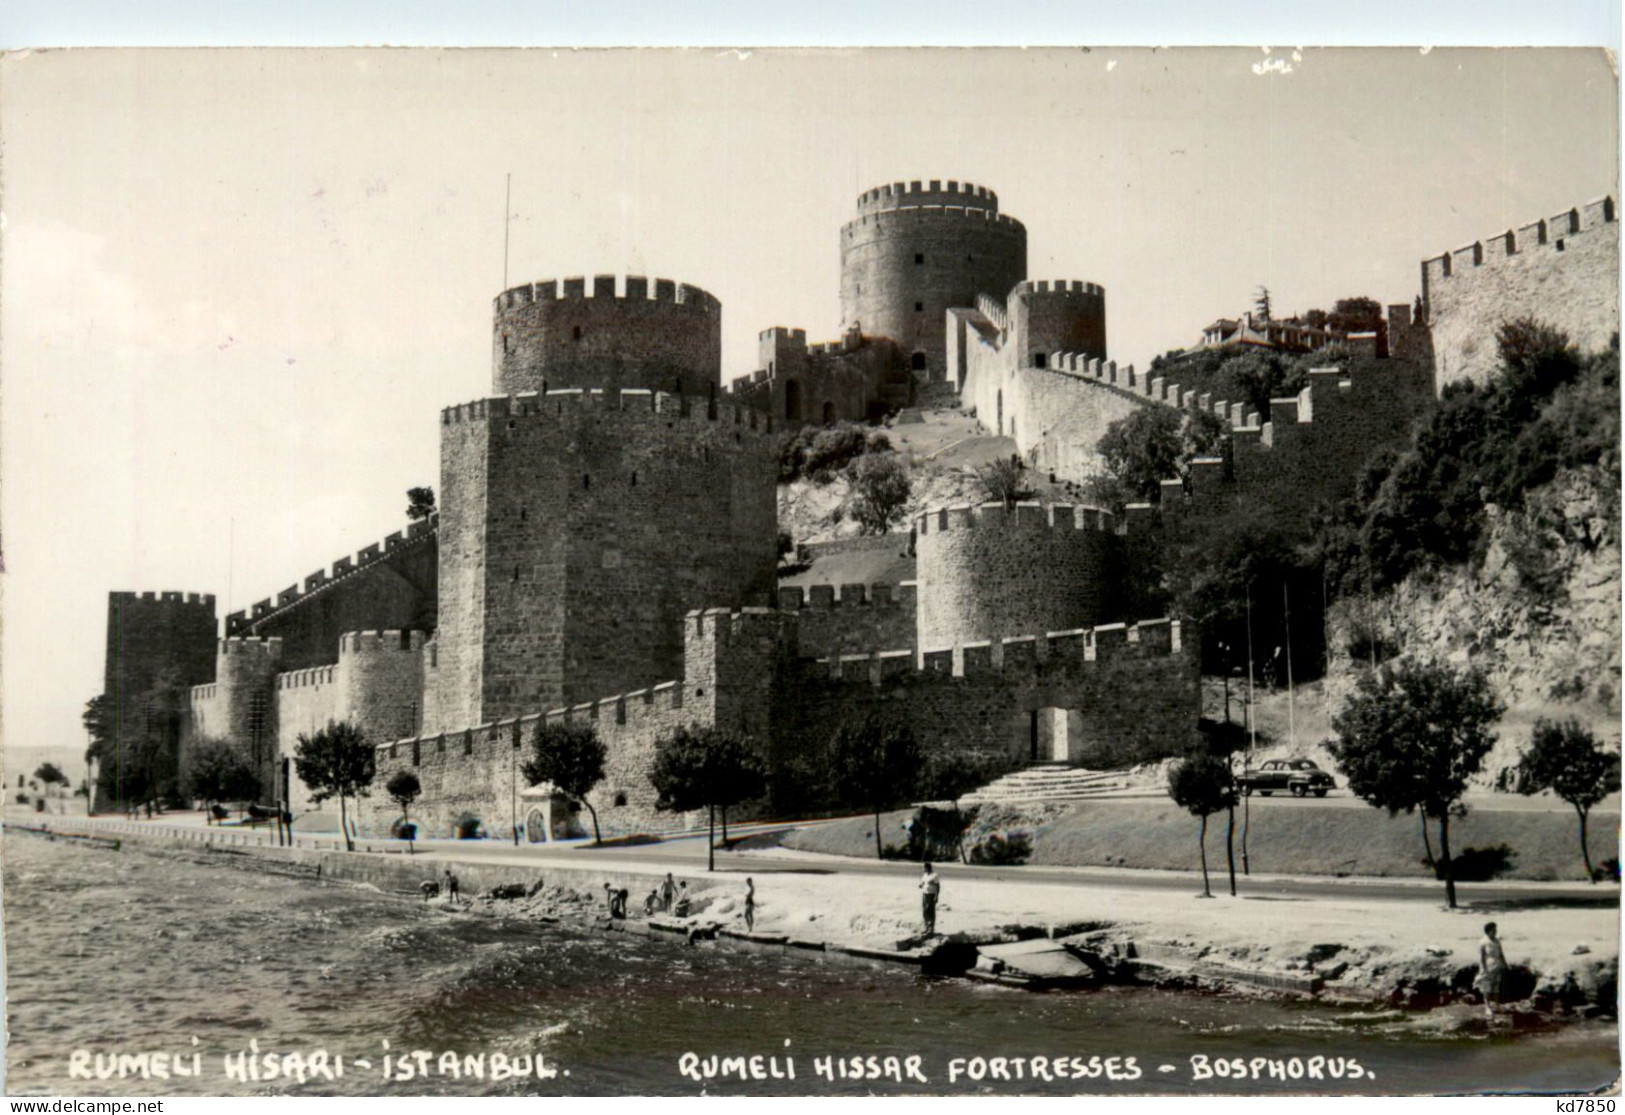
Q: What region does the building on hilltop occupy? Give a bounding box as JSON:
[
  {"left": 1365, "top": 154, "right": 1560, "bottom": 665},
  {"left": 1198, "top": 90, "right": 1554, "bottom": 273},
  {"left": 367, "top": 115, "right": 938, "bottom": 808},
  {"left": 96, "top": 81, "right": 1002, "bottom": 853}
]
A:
[{"left": 1193, "top": 311, "right": 1352, "bottom": 355}]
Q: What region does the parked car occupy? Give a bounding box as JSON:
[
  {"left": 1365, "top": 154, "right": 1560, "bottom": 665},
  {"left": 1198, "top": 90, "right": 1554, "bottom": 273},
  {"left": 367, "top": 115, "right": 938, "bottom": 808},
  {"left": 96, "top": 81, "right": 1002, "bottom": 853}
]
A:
[{"left": 1238, "top": 758, "right": 1335, "bottom": 798}]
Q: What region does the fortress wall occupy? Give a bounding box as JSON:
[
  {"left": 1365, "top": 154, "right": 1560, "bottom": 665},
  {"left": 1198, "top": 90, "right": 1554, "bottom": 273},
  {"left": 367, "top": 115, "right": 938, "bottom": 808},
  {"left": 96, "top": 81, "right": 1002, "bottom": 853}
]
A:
[
  {"left": 735, "top": 331, "right": 899, "bottom": 427},
  {"left": 777, "top": 582, "right": 917, "bottom": 659},
  {"left": 432, "top": 390, "right": 779, "bottom": 732},
  {"left": 493, "top": 275, "right": 721, "bottom": 397},
  {"left": 914, "top": 504, "right": 1124, "bottom": 650},
  {"left": 1011, "top": 358, "right": 1148, "bottom": 481},
  {"left": 842, "top": 204, "right": 1027, "bottom": 383},
  {"left": 273, "top": 663, "right": 340, "bottom": 811},
  {"left": 228, "top": 523, "right": 437, "bottom": 670},
  {"left": 782, "top": 619, "right": 1199, "bottom": 769},
  {"left": 1423, "top": 197, "right": 1618, "bottom": 389},
  {"left": 360, "top": 679, "right": 703, "bottom": 841}
]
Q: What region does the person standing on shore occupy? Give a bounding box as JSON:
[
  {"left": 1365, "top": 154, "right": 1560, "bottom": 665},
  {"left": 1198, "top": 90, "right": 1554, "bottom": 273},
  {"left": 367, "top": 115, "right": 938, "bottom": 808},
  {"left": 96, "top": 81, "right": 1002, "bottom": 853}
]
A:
[
  {"left": 743, "top": 878, "right": 756, "bottom": 932},
  {"left": 1479, "top": 922, "right": 1508, "bottom": 1017},
  {"left": 919, "top": 861, "right": 940, "bottom": 936},
  {"left": 443, "top": 868, "right": 461, "bottom": 904},
  {"left": 660, "top": 872, "right": 678, "bottom": 912}
]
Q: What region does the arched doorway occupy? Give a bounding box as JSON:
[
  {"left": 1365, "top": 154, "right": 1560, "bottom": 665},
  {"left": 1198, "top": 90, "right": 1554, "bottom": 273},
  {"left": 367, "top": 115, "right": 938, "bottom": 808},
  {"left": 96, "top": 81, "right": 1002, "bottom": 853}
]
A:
[
  {"left": 1030, "top": 707, "right": 1083, "bottom": 763},
  {"left": 911, "top": 350, "right": 927, "bottom": 374},
  {"left": 784, "top": 379, "right": 802, "bottom": 422},
  {"left": 822, "top": 401, "right": 836, "bottom": 425}
]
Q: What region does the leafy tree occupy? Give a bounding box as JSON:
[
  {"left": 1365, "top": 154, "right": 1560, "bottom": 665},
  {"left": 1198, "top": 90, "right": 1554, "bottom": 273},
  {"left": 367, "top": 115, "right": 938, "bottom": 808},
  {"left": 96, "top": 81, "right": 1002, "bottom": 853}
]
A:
[
  {"left": 974, "top": 457, "right": 1032, "bottom": 510},
  {"left": 82, "top": 693, "right": 114, "bottom": 796},
  {"left": 406, "top": 486, "right": 436, "bottom": 521},
  {"left": 522, "top": 721, "right": 608, "bottom": 845},
  {"left": 183, "top": 738, "right": 261, "bottom": 817},
  {"left": 1508, "top": 719, "right": 1619, "bottom": 881},
  {"left": 1329, "top": 657, "right": 1501, "bottom": 908},
  {"left": 1091, "top": 406, "right": 1227, "bottom": 513},
  {"left": 1167, "top": 754, "right": 1237, "bottom": 898},
  {"left": 293, "top": 721, "right": 377, "bottom": 852},
  {"left": 845, "top": 453, "right": 911, "bottom": 535},
  {"left": 919, "top": 751, "right": 1005, "bottom": 863},
  {"left": 1197, "top": 718, "right": 1249, "bottom": 895},
  {"left": 33, "top": 762, "right": 67, "bottom": 793},
  {"left": 1326, "top": 297, "right": 1384, "bottom": 335},
  {"left": 828, "top": 714, "right": 922, "bottom": 859},
  {"left": 649, "top": 725, "right": 767, "bottom": 871},
  {"left": 386, "top": 770, "right": 423, "bottom": 852}
]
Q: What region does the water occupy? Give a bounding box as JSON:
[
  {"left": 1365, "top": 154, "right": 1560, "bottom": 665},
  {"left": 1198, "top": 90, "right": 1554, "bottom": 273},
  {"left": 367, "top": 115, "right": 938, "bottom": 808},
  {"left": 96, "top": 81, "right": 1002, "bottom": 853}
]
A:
[{"left": 3, "top": 833, "right": 1616, "bottom": 1096}]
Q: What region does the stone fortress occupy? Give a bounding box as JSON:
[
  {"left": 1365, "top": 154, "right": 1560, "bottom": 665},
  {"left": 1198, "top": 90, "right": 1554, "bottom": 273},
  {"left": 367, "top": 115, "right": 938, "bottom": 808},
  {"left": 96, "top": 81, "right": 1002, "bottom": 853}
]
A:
[{"left": 102, "top": 178, "right": 1618, "bottom": 840}]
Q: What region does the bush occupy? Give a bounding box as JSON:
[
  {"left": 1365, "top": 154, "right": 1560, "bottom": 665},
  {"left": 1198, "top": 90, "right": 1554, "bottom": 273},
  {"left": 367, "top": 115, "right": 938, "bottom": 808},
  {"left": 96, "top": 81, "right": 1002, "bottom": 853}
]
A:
[
  {"left": 967, "top": 829, "right": 1032, "bottom": 865},
  {"left": 1434, "top": 844, "right": 1516, "bottom": 882},
  {"left": 1593, "top": 856, "right": 1621, "bottom": 885},
  {"left": 905, "top": 804, "right": 976, "bottom": 862},
  {"left": 778, "top": 423, "right": 891, "bottom": 483}
]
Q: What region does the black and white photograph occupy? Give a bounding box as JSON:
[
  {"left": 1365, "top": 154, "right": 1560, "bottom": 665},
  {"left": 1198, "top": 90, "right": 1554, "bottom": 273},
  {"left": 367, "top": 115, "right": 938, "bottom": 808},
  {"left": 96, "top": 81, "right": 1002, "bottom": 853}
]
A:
[{"left": 1, "top": 36, "right": 1619, "bottom": 1099}]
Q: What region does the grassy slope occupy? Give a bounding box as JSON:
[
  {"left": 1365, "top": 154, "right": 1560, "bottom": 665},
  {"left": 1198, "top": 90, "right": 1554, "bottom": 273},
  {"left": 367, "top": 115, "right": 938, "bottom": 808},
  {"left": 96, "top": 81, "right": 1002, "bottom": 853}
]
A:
[{"left": 785, "top": 799, "right": 1619, "bottom": 882}]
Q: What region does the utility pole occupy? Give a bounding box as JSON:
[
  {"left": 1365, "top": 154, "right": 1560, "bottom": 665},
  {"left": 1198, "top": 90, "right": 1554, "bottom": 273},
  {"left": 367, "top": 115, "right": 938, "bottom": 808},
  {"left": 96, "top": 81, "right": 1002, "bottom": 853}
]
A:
[
  {"left": 502, "top": 173, "right": 512, "bottom": 291},
  {"left": 1242, "top": 586, "right": 1256, "bottom": 876},
  {"left": 1284, "top": 582, "right": 1296, "bottom": 751}
]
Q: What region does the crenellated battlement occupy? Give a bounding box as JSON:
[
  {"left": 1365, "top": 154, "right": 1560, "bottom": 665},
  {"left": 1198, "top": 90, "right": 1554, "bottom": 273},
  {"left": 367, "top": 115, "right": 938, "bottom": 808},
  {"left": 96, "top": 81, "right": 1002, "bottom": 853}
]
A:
[
  {"left": 975, "top": 294, "right": 1009, "bottom": 332},
  {"left": 339, "top": 629, "right": 426, "bottom": 656},
  {"left": 225, "top": 516, "right": 438, "bottom": 635},
  {"left": 494, "top": 275, "right": 719, "bottom": 315},
  {"left": 1422, "top": 195, "right": 1616, "bottom": 288},
  {"left": 112, "top": 590, "right": 217, "bottom": 609},
  {"left": 777, "top": 581, "right": 918, "bottom": 611},
  {"left": 1010, "top": 279, "right": 1106, "bottom": 300},
  {"left": 811, "top": 618, "right": 1185, "bottom": 684},
  {"left": 276, "top": 663, "right": 336, "bottom": 689},
  {"left": 855, "top": 179, "right": 999, "bottom": 214},
  {"left": 914, "top": 501, "right": 1119, "bottom": 537},
  {"left": 439, "top": 388, "right": 776, "bottom": 437},
  {"left": 373, "top": 677, "right": 685, "bottom": 758},
  {"left": 217, "top": 636, "right": 282, "bottom": 658}
]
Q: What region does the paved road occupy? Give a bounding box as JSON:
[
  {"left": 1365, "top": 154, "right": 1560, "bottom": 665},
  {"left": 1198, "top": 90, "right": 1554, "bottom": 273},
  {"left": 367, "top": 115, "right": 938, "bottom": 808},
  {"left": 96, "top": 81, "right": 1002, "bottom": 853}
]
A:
[{"left": 18, "top": 807, "right": 1615, "bottom": 910}]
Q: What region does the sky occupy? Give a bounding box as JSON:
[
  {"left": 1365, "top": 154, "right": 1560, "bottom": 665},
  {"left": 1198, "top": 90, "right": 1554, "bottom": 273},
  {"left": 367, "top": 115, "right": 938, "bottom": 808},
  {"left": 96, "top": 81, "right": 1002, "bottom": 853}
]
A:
[{"left": 0, "top": 46, "right": 1617, "bottom": 768}]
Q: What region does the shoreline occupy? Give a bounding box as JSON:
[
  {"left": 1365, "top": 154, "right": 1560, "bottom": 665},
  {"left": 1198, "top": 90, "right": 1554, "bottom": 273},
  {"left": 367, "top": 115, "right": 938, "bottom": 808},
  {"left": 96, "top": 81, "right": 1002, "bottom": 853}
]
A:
[{"left": 12, "top": 819, "right": 1616, "bottom": 1033}]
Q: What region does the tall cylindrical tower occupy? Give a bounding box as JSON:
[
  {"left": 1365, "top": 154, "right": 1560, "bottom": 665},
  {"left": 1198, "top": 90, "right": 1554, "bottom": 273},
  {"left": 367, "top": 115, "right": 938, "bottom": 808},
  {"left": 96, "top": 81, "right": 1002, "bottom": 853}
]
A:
[
  {"left": 840, "top": 180, "right": 1027, "bottom": 384},
  {"left": 914, "top": 503, "right": 1123, "bottom": 652},
  {"left": 492, "top": 275, "right": 721, "bottom": 397}
]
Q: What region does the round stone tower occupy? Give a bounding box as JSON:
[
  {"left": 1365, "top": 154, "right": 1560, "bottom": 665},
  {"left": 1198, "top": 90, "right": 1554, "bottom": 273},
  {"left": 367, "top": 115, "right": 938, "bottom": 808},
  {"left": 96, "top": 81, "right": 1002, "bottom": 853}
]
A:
[
  {"left": 840, "top": 180, "right": 1027, "bottom": 384},
  {"left": 914, "top": 503, "right": 1122, "bottom": 652},
  {"left": 492, "top": 274, "right": 721, "bottom": 397}
]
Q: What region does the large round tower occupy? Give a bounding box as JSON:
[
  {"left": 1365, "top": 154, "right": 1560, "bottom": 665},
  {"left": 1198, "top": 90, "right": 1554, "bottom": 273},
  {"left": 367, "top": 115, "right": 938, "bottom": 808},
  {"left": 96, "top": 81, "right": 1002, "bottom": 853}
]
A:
[
  {"left": 914, "top": 503, "right": 1123, "bottom": 652},
  {"left": 434, "top": 277, "right": 778, "bottom": 731},
  {"left": 840, "top": 180, "right": 1027, "bottom": 384},
  {"left": 492, "top": 274, "right": 721, "bottom": 397}
]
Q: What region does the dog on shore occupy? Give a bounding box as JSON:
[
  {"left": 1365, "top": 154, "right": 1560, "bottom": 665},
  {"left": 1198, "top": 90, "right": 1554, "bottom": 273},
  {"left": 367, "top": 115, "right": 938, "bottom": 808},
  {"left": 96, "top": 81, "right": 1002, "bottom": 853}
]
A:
[{"left": 419, "top": 880, "right": 439, "bottom": 900}]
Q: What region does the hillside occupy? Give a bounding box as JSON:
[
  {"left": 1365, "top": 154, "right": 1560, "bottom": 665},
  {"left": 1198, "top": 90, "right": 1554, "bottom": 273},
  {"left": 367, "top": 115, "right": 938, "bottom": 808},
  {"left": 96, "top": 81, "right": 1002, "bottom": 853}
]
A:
[
  {"left": 1324, "top": 462, "right": 1621, "bottom": 778},
  {"left": 776, "top": 398, "right": 1083, "bottom": 559}
]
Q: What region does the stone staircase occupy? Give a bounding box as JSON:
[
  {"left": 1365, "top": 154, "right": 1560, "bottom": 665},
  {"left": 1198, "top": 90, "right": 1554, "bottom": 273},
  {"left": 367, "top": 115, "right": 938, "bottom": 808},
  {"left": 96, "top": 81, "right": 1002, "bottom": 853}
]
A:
[{"left": 961, "top": 763, "right": 1130, "bottom": 804}]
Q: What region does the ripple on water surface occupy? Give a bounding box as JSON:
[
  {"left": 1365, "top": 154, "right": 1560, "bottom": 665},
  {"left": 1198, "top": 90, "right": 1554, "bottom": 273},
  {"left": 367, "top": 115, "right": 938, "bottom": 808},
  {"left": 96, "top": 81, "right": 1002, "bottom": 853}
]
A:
[{"left": 3, "top": 834, "right": 1616, "bottom": 1096}]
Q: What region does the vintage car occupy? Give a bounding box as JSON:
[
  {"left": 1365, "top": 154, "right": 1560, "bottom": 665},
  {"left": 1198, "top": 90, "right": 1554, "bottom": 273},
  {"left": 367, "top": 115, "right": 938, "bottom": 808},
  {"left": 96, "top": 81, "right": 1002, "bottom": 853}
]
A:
[{"left": 1238, "top": 758, "right": 1336, "bottom": 797}]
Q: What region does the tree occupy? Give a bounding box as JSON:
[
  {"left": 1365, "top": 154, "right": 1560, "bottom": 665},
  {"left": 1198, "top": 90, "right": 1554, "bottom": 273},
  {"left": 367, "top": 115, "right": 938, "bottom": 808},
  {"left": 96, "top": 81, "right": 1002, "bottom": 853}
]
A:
[
  {"left": 293, "top": 721, "right": 377, "bottom": 852},
  {"left": 1329, "top": 657, "right": 1501, "bottom": 908},
  {"left": 1197, "top": 718, "right": 1249, "bottom": 895},
  {"left": 1167, "top": 753, "right": 1238, "bottom": 898},
  {"left": 974, "top": 457, "right": 1032, "bottom": 510},
  {"left": 649, "top": 725, "right": 767, "bottom": 871},
  {"left": 1326, "top": 297, "right": 1384, "bottom": 335},
  {"left": 386, "top": 769, "right": 423, "bottom": 853},
  {"left": 845, "top": 453, "right": 911, "bottom": 534},
  {"left": 183, "top": 738, "right": 262, "bottom": 818},
  {"left": 521, "top": 721, "right": 608, "bottom": 845},
  {"left": 82, "top": 693, "right": 114, "bottom": 801},
  {"left": 1508, "top": 719, "right": 1619, "bottom": 881},
  {"left": 1091, "top": 406, "right": 1227, "bottom": 513},
  {"left": 828, "top": 714, "right": 922, "bottom": 860},
  {"left": 406, "top": 486, "right": 436, "bottom": 521},
  {"left": 33, "top": 763, "right": 67, "bottom": 795},
  {"left": 920, "top": 751, "right": 1005, "bottom": 864}
]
